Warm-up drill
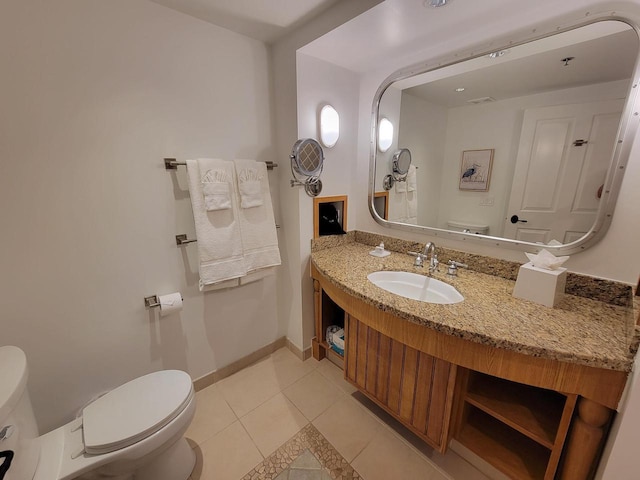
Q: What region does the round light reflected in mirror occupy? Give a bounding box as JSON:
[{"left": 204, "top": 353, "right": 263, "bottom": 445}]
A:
[
  {"left": 320, "top": 104, "right": 340, "bottom": 148},
  {"left": 378, "top": 117, "right": 393, "bottom": 152}
]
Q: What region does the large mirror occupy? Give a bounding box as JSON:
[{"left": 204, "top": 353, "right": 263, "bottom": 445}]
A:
[{"left": 370, "top": 17, "right": 640, "bottom": 254}]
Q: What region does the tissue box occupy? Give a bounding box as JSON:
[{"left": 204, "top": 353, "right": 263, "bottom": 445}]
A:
[{"left": 513, "top": 262, "right": 567, "bottom": 307}]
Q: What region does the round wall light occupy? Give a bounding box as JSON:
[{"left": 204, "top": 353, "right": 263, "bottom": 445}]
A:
[
  {"left": 378, "top": 117, "right": 394, "bottom": 152},
  {"left": 319, "top": 104, "right": 340, "bottom": 148}
]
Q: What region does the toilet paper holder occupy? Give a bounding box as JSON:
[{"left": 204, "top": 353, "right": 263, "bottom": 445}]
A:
[
  {"left": 144, "top": 294, "right": 183, "bottom": 309},
  {"left": 144, "top": 295, "right": 162, "bottom": 308}
]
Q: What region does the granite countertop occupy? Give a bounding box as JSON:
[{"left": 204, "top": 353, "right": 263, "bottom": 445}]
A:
[{"left": 311, "top": 235, "right": 639, "bottom": 372}]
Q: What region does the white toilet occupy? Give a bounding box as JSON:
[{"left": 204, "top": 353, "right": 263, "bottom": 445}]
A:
[{"left": 0, "top": 346, "right": 196, "bottom": 480}]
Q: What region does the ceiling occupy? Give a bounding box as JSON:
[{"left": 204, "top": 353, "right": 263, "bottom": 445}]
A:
[
  {"left": 149, "top": 0, "right": 342, "bottom": 43},
  {"left": 403, "top": 24, "right": 638, "bottom": 108}
]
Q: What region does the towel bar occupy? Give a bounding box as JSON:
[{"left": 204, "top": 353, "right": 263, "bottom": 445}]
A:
[
  {"left": 176, "top": 227, "right": 280, "bottom": 246},
  {"left": 165, "top": 158, "right": 278, "bottom": 170}
]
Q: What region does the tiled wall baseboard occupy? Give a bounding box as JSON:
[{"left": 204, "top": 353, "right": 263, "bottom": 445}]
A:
[
  {"left": 286, "top": 338, "right": 312, "bottom": 361},
  {"left": 193, "top": 336, "right": 287, "bottom": 392}
]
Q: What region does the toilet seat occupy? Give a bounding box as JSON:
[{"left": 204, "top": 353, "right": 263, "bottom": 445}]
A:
[{"left": 82, "top": 370, "right": 193, "bottom": 455}]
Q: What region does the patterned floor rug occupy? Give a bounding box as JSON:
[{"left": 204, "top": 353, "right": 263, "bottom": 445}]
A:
[{"left": 241, "top": 424, "right": 361, "bottom": 480}]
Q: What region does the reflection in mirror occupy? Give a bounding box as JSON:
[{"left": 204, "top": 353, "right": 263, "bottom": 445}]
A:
[
  {"left": 371, "top": 19, "right": 639, "bottom": 253},
  {"left": 378, "top": 117, "right": 394, "bottom": 152},
  {"left": 392, "top": 148, "right": 412, "bottom": 177},
  {"left": 383, "top": 148, "right": 414, "bottom": 192}
]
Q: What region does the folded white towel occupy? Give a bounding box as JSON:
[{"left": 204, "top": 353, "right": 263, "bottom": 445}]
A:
[
  {"left": 407, "top": 165, "right": 417, "bottom": 192},
  {"left": 237, "top": 167, "right": 264, "bottom": 208},
  {"left": 395, "top": 179, "right": 407, "bottom": 193},
  {"left": 233, "top": 159, "right": 281, "bottom": 274},
  {"left": 186, "top": 159, "right": 247, "bottom": 289},
  {"left": 201, "top": 168, "right": 232, "bottom": 211}
]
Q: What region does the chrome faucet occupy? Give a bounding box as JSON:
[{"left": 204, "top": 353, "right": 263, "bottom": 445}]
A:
[
  {"left": 411, "top": 242, "right": 439, "bottom": 271},
  {"left": 422, "top": 242, "right": 439, "bottom": 273}
]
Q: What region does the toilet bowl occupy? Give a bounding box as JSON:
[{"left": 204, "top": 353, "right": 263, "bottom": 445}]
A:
[{"left": 0, "top": 346, "right": 196, "bottom": 480}]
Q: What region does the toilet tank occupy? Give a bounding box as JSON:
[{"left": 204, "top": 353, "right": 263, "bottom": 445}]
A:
[
  {"left": 0, "top": 346, "right": 41, "bottom": 480},
  {"left": 447, "top": 220, "right": 489, "bottom": 235}
]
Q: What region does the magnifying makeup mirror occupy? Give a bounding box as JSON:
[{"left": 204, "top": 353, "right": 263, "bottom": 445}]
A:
[
  {"left": 383, "top": 148, "right": 412, "bottom": 190},
  {"left": 290, "top": 138, "right": 325, "bottom": 197}
]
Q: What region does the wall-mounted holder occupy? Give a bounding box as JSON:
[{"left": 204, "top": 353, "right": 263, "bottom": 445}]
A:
[
  {"left": 313, "top": 195, "right": 347, "bottom": 238},
  {"left": 373, "top": 191, "right": 389, "bottom": 220},
  {"left": 164, "top": 158, "right": 278, "bottom": 170},
  {"left": 144, "top": 293, "right": 184, "bottom": 317},
  {"left": 144, "top": 295, "right": 161, "bottom": 308},
  {"left": 176, "top": 234, "right": 197, "bottom": 246}
]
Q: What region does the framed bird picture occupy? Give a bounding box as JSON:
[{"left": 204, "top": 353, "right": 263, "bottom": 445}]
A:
[{"left": 459, "top": 149, "right": 494, "bottom": 191}]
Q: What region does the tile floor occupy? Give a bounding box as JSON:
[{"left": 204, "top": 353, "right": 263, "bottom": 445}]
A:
[{"left": 185, "top": 347, "right": 492, "bottom": 480}]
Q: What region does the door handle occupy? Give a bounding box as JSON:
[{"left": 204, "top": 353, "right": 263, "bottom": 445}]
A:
[
  {"left": 510, "top": 215, "right": 528, "bottom": 224},
  {"left": 0, "top": 451, "right": 14, "bottom": 479}
]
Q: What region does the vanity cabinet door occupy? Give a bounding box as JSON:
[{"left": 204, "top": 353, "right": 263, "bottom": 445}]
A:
[{"left": 345, "top": 314, "right": 456, "bottom": 452}]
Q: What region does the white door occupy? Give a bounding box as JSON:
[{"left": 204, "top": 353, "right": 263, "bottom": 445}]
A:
[{"left": 503, "top": 100, "right": 622, "bottom": 244}]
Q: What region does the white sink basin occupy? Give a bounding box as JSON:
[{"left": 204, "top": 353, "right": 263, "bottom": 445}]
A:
[{"left": 367, "top": 271, "right": 463, "bottom": 304}]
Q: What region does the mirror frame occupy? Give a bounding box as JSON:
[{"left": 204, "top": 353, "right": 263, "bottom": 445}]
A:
[{"left": 368, "top": 11, "right": 640, "bottom": 255}]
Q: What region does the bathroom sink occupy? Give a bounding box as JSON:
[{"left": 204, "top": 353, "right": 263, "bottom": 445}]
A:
[{"left": 367, "top": 271, "right": 463, "bottom": 304}]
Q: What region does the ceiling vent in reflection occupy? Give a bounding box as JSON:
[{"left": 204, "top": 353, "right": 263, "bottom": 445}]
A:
[{"left": 467, "top": 96, "right": 496, "bottom": 104}]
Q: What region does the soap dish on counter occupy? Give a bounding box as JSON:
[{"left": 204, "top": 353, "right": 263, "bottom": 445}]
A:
[{"left": 369, "top": 243, "right": 391, "bottom": 257}]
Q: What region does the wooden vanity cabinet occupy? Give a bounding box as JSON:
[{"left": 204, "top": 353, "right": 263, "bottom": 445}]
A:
[
  {"left": 452, "top": 370, "right": 577, "bottom": 480},
  {"left": 311, "top": 265, "right": 621, "bottom": 480},
  {"left": 344, "top": 314, "right": 456, "bottom": 452}
]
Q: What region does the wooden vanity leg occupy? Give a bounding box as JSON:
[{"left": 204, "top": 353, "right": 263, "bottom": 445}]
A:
[
  {"left": 312, "top": 280, "right": 326, "bottom": 360},
  {"left": 559, "top": 397, "right": 612, "bottom": 480}
]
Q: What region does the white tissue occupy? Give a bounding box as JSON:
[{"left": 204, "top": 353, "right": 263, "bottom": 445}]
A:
[
  {"left": 524, "top": 249, "right": 569, "bottom": 270},
  {"left": 158, "top": 292, "right": 183, "bottom": 317}
]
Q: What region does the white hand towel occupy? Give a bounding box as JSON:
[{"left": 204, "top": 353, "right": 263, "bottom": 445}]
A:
[
  {"left": 395, "top": 179, "right": 407, "bottom": 193},
  {"left": 233, "top": 159, "right": 281, "bottom": 273},
  {"left": 407, "top": 165, "right": 417, "bottom": 192},
  {"left": 186, "top": 159, "right": 247, "bottom": 289},
  {"left": 237, "top": 167, "right": 264, "bottom": 208},
  {"left": 201, "top": 168, "right": 232, "bottom": 211}
]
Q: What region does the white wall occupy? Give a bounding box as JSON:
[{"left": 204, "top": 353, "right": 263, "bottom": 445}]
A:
[
  {"left": 270, "top": 0, "right": 383, "bottom": 353},
  {"left": 296, "top": 54, "right": 360, "bottom": 347},
  {"left": 0, "top": 0, "right": 283, "bottom": 432},
  {"left": 397, "top": 92, "right": 447, "bottom": 226}
]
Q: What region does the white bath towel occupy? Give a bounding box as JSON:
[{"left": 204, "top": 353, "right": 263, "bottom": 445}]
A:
[
  {"left": 199, "top": 278, "right": 239, "bottom": 291},
  {"left": 389, "top": 188, "right": 408, "bottom": 223},
  {"left": 406, "top": 190, "right": 418, "bottom": 224},
  {"left": 186, "top": 159, "right": 247, "bottom": 289},
  {"left": 233, "top": 159, "right": 281, "bottom": 274},
  {"left": 407, "top": 165, "right": 417, "bottom": 192},
  {"left": 240, "top": 267, "right": 276, "bottom": 285}
]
